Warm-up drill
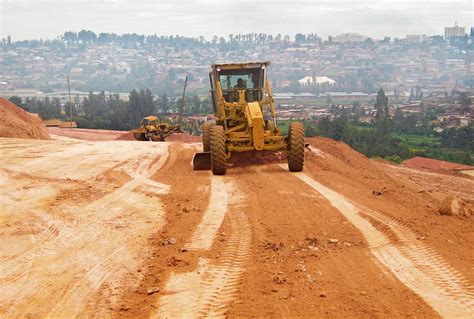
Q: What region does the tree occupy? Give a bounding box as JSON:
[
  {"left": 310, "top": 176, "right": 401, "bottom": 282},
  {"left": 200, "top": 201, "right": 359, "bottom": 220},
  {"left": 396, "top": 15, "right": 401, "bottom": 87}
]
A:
[
  {"left": 63, "top": 31, "right": 77, "bottom": 43},
  {"left": 128, "top": 89, "right": 142, "bottom": 126},
  {"left": 36, "top": 97, "right": 62, "bottom": 120},
  {"left": 374, "top": 88, "right": 391, "bottom": 136},
  {"left": 8, "top": 96, "right": 26, "bottom": 110},
  {"left": 295, "top": 33, "right": 305, "bottom": 42},
  {"left": 461, "top": 151, "right": 472, "bottom": 165},
  {"left": 190, "top": 94, "right": 202, "bottom": 114},
  {"left": 141, "top": 89, "right": 155, "bottom": 116},
  {"left": 127, "top": 89, "right": 155, "bottom": 126},
  {"left": 201, "top": 98, "right": 212, "bottom": 114},
  {"left": 78, "top": 30, "right": 97, "bottom": 43},
  {"left": 158, "top": 94, "right": 170, "bottom": 113},
  {"left": 393, "top": 106, "right": 404, "bottom": 132},
  {"left": 351, "top": 101, "right": 361, "bottom": 123},
  {"left": 459, "top": 92, "right": 471, "bottom": 113}
]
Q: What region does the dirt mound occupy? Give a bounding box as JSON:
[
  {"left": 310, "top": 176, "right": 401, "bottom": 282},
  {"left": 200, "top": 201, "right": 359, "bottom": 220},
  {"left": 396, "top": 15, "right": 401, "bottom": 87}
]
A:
[
  {"left": 307, "top": 136, "right": 369, "bottom": 165},
  {"left": 306, "top": 136, "right": 384, "bottom": 184},
  {"left": 115, "top": 131, "right": 135, "bottom": 141},
  {"left": 0, "top": 98, "right": 50, "bottom": 140}
]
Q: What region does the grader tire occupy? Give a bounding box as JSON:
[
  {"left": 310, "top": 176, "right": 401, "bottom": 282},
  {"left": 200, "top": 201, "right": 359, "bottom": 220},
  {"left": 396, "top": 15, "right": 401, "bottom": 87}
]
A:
[
  {"left": 202, "top": 122, "right": 213, "bottom": 152},
  {"left": 210, "top": 125, "right": 227, "bottom": 175},
  {"left": 288, "top": 122, "right": 305, "bottom": 172}
]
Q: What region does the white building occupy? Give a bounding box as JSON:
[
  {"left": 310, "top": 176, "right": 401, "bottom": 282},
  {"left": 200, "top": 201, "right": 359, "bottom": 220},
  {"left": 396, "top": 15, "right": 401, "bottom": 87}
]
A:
[
  {"left": 69, "top": 67, "right": 84, "bottom": 76},
  {"left": 298, "top": 76, "right": 336, "bottom": 86},
  {"left": 445, "top": 22, "right": 465, "bottom": 39},
  {"left": 331, "top": 33, "right": 368, "bottom": 43},
  {"left": 406, "top": 35, "right": 426, "bottom": 43}
]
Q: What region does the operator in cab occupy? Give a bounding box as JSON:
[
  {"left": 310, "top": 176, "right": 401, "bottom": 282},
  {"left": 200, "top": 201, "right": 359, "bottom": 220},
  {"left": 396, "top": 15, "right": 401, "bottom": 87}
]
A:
[
  {"left": 231, "top": 78, "right": 249, "bottom": 102},
  {"left": 234, "top": 78, "right": 247, "bottom": 90}
]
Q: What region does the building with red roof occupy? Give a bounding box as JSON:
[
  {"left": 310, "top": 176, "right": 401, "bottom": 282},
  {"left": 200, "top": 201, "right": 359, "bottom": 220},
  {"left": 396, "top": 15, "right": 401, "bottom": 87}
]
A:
[{"left": 403, "top": 156, "right": 474, "bottom": 176}]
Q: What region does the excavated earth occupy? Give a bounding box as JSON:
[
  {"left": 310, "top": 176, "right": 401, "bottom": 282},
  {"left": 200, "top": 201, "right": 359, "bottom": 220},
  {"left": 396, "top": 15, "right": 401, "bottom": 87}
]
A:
[
  {"left": 0, "top": 98, "right": 50, "bottom": 140},
  {"left": 0, "top": 130, "right": 473, "bottom": 318}
]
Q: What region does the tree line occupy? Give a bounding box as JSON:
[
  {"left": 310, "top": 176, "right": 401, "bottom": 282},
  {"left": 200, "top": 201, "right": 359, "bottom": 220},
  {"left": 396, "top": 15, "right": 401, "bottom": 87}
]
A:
[
  {"left": 2, "top": 31, "right": 320, "bottom": 49},
  {"left": 9, "top": 90, "right": 211, "bottom": 131},
  {"left": 304, "top": 88, "right": 473, "bottom": 165}
]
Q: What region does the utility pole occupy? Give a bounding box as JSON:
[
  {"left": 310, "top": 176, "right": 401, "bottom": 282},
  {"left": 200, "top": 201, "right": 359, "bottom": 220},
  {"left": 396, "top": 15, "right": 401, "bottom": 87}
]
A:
[
  {"left": 178, "top": 76, "right": 188, "bottom": 127},
  {"left": 66, "top": 76, "right": 73, "bottom": 127}
]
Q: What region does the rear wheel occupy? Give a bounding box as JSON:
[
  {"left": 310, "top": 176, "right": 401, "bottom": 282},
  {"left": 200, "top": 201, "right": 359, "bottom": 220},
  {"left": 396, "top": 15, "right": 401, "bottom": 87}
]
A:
[
  {"left": 202, "top": 122, "right": 213, "bottom": 152},
  {"left": 210, "top": 125, "right": 227, "bottom": 175},
  {"left": 288, "top": 122, "right": 305, "bottom": 172}
]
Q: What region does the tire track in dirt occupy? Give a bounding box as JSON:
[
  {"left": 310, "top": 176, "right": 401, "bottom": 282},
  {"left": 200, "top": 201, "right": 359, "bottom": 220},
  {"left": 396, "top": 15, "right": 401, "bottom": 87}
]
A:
[
  {"left": 290, "top": 167, "right": 474, "bottom": 318},
  {"left": 0, "top": 140, "right": 172, "bottom": 317},
  {"left": 183, "top": 177, "right": 232, "bottom": 251},
  {"left": 156, "top": 177, "right": 252, "bottom": 318},
  {"left": 44, "top": 144, "right": 172, "bottom": 318},
  {"left": 109, "top": 143, "right": 211, "bottom": 318},
  {"left": 4, "top": 140, "right": 164, "bottom": 181}
]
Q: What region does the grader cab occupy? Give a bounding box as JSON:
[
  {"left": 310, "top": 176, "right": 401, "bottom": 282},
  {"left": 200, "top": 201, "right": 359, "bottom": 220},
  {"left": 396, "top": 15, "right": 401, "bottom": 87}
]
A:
[{"left": 192, "top": 61, "right": 305, "bottom": 175}]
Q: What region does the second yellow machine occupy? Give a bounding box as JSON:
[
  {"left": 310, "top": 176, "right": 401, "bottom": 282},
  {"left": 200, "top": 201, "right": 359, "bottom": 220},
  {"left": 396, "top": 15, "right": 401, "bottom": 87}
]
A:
[{"left": 193, "top": 61, "right": 305, "bottom": 175}]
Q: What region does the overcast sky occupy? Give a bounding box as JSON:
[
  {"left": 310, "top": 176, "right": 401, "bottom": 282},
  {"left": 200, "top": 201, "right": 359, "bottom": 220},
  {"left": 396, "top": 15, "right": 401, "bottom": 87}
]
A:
[{"left": 0, "top": 0, "right": 472, "bottom": 40}]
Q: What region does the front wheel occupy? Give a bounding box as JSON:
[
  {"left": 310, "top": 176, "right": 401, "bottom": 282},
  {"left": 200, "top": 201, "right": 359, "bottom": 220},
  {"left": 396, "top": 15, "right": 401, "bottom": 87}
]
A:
[
  {"left": 210, "top": 125, "right": 227, "bottom": 175},
  {"left": 287, "top": 122, "right": 305, "bottom": 172},
  {"left": 202, "top": 122, "right": 214, "bottom": 152}
]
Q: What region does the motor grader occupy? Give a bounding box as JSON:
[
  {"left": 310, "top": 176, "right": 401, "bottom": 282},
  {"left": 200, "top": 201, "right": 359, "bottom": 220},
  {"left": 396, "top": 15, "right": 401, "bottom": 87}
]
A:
[
  {"left": 192, "top": 61, "right": 305, "bottom": 175},
  {"left": 133, "top": 115, "right": 182, "bottom": 141}
]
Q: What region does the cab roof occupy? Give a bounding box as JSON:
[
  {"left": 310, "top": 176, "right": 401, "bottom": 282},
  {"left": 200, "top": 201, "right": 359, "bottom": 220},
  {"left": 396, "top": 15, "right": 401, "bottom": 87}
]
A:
[
  {"left": 211, "top": 61, "right": 270, "bottom": 70},
  {"left": 144, "top": 115, "right": 159, "bottom": 121}
]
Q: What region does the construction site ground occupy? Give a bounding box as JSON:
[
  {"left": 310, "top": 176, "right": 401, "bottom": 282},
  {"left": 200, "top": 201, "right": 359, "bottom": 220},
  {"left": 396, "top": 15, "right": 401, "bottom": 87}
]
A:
[{"left": 1, "top": 128, "right": 473, "bottom": 318}]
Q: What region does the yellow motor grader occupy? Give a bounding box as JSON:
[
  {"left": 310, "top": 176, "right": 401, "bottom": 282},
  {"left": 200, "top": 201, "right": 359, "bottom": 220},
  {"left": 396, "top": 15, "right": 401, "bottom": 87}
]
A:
[
  {"left": 133, "top": 115, "right": 182, "bottom": 141},
  {"left": 192, "top": 61, "right": 305, "bottom": 175},
  {"left": 133, "top": 77, "right": 188, "bottom": 142}
]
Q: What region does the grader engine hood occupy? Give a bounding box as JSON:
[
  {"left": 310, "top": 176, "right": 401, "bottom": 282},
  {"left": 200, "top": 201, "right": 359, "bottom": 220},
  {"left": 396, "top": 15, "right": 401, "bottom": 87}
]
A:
[{"left": 245, "top": 102, "right": 264, "bottom": 150}]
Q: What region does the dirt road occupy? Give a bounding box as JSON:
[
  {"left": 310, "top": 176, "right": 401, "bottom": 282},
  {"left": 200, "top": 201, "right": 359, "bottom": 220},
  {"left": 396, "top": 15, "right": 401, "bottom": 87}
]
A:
[{"left": 1, "top": 135, "right": 473, "bottom": 318}]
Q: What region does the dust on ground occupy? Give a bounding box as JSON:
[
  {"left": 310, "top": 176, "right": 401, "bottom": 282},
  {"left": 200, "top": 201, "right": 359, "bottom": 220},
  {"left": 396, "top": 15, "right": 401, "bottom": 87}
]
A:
[{"left": 1, "top": 134, "right": 473, "bottom": 318}]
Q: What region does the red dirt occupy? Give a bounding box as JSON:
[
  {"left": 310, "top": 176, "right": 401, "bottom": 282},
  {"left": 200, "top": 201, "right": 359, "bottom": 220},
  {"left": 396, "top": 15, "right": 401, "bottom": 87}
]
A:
[
  {"left": 403, "top": 156, "right": 474, "bottom": 171},
  {"left": 165, "top": 133, "right": 201, "bottom": 143},
  {"left": 1, "top": 134, "right": 473, "bottom": 318},
  {"left": 49, "top": 127, "right": 201, "bottom": 143},
  {"left": 305, "top": 137, "right": 474, "bottom": 281},
  {"left": 114, "top": 130, "right": 201, "bottom": 143},
  {"left": 115, "top": 131, "right": 135, "bottom": 141},
  {"left": 48, "top": 127, "right": 126, "bottom": 141},
  {"left": 0, "top": 98, "right": 50, "bottom": 140}
]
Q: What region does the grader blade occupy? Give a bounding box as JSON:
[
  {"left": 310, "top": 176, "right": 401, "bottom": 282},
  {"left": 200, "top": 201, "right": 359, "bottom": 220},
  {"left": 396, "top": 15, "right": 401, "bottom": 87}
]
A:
[{"left": 192, "top": 152, "right": 211, "bottom": 170}]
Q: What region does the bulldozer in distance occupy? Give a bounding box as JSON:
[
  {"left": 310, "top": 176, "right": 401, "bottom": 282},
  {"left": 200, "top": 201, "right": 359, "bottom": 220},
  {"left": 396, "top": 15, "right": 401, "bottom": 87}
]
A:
[
  {"left": 133, "top": 115, "right": 183, "bottom": 141},
  {"left": 192, "top": 61, "right": 305, "bottom": 175},
  {"left": 133, "top": 76, "right": 188, "bottom": 142}
]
